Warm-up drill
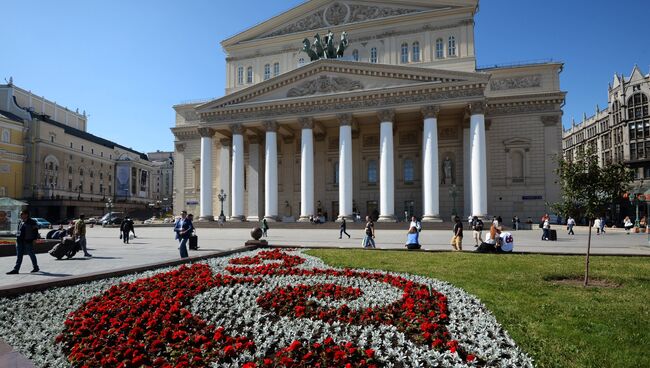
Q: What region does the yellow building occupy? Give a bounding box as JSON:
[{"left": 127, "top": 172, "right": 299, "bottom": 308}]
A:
[{"left": 0, "top": 80, "right": 28, "bottom": 198}]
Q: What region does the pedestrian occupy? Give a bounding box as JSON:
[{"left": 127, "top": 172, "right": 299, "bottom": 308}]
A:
[
  {"left": 451, "top": 216, "right": 463, "bottom": 251},
  {"left": 339, "top": 217, "right": 350, "bottom": 239},
  {"left": 623, "top": 216, "right": 634, "bottom": 234},
  {"left": 467, "top": 214, "right": 473, "bottom": 230},
  {"left": 126, "top": 217, "right": 136, "bottom": 239},
  {"left": 405, "top": 226, "right": 421, "bottom": 250},
  {"left": 567, "top": 216, "right": 576, "bottom": 235},
  {"left": 409, "top": 216, "right": 422, "bottom": 233},
  {"left": 471, "top": 216, "right": 484, "bottom": 247},
  {"left": 541, "top": 214, "right": 550, "bottom": 241},
  {"left": 599, "top": 216, "right": 606, "bottom": 234},
  {"left": 6, "top": 210, "right": 40, "bottom": 274},
  {"left": 492, "top": 216, "right": 499, "bottom": 228},
  {"left": 261, "top": 218, "right": 269, "bottom": 237},
  {"left": 497, "top": 216, "right": 503, "bottom": 226},
  {"left": 174, "top": 211, "right": 186, "bottom": 253},
  {"left": 74, "top": 214, "right": 92, "bottom": 257},
  {"left": 120, "top": 218, "right": 131, "bottom": 244},
  {"left": 593, "top": 217, "right": 601, "bottom": 235},
  {"left": 363, "top": 215, "right": 376, "bottom": 248},
  {"left": 176, "top": 211, "right": 193, "bottom": 258},
  {"left": 404, "top": 210, "right": 409, "bottom": 222},
  {"left": 512, "top": 215, "right": 520, "bottom": 231}
]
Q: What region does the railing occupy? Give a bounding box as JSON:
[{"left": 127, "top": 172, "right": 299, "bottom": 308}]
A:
[
  {"left": 476, "top": 58, "right": 558, "bottom": 70},
  {"left": 176, "top": 97, "right": 218, "bottom": 105}
]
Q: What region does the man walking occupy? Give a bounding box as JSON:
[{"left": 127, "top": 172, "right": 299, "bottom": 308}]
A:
[
  {"left": 471, "top": 216, "right": 484, "bottom": 247},
  {"left": 6, "top": 210, "right": 40, "bottom": 274},
  {"left": 567, "top": 216, "right": 576, "bottom": 235},
  {"left": 451, "top": 216, "right": 463, "bottom": 251},
  {"left": 339, "top": 217, "right": 351, "bottom": 239},
  {"left": 74, "top": 214, "right": 92, "bottom": 257},
  {"left": 363, "top": 216, "right": 376, "bottom": 248},
  {"left": 261, "top": 218, "right": 269, "bottom": 238}
]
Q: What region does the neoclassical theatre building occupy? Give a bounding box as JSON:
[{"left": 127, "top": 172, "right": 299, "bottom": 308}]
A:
[{"left": 172, "top": 0, "right": 565, "bottom": 223}]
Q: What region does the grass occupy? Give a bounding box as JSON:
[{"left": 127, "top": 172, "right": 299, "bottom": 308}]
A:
[{"left": 305, "top": 249, "right": 649, "bottom": 368}]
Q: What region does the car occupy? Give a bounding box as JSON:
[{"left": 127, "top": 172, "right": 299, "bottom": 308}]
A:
[
  {"left": 85, "top": 217, "right": 98, "bottom": 225},
  {"left": 32, "top": 217, "right": 52, "bottom": 229},
  {"left": 144, "top": 216, "right": 157, "bottom": 224},
  {"left": 102, "top": 217, "right": 123, "bottom": 226}
]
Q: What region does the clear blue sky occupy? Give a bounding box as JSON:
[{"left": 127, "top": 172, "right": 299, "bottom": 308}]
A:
[{"left": 2, "top": 0, "right": 648, "bottom": 154}]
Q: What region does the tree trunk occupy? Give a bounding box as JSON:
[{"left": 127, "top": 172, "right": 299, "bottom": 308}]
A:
[{"left": 584, "top": 218, "right": 592, "bottom": 287}]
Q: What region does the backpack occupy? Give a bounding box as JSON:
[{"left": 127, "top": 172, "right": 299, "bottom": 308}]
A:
[{"left": 475, "top": 220, "right": 483, "bottom": 232}]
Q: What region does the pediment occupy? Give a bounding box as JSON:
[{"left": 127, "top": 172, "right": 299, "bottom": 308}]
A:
[
  {"left": 196, "top": 59, "right": 488, "bottom": 112},
  {"left": 223, "top": 0, "right": 477, "bottom": 45}
]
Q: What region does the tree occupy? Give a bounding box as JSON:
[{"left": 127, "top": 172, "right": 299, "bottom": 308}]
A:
[{"left": 551, "top": 148, "right": 633, "bottom": 286}]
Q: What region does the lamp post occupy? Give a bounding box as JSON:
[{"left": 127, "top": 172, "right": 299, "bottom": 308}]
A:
[
  {"left": 448, "top": 184, "right": 458, "bottom": 219},
  {"left": 77, "top": 184, "right": 82, "bottom": 201},
  {"left": 105, "top": 197, "right": 113, "bottom": 217},
  {"left": 217, "top": 189, "right": 227, "bottom": 220}
]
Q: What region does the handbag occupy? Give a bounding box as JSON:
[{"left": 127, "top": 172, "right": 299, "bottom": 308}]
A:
[{"left": 119, "top": 233, "right": 122, "bottom": 239}]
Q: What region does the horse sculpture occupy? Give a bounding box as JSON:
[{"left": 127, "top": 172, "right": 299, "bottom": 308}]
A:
[
  {"left": 302, "top": 38, "right": 319, "bottom": 61},
  {"left": 336, "top": 32, "right": 349, "bottom": 58},
  {"left": 303, "top": 30, "right": 349, "bottom": 61}
]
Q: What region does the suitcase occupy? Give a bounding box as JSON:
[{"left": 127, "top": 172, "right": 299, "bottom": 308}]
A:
[
  {"left": 49, "top": 242, "right": 68, "bottom": 260},
  {"left": 49, "top": 238, "right": 79, "bottom": 259},
  {"left": 548, "top": 229, "right": 557, "bottom": 241},
  {"left": 189, "top": 235, "right": 199, "bottom": 250}
]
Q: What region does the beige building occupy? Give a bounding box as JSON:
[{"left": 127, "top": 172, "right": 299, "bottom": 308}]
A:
[
  {"left": 0, "top": 80, "right": 27, "bottom": 199},
  {"left": 563, "top": 66, "right": 650, "bottom": 222},
  {"left": 172, "top": 0, "right": 565, "bottom": 223},
  {"left": 0, "top": 81, "right": 161, "bottom": 221}
]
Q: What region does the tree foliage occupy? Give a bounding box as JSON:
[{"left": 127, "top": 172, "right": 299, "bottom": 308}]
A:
[{"left": 551, "top": 148, "right": 634, "bottom": 221}]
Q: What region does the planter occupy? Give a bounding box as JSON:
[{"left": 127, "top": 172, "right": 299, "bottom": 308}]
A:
[{"left": 0, "top": 239, "right": 59, "bottom": 257}]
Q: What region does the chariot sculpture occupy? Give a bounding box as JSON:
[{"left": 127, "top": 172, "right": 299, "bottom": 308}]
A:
[{"left": 301, "top": 30, "right": 349, "bottom": 61}]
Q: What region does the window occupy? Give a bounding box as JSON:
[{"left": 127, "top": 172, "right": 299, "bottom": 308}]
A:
[
  {"left": 370, "top": 47, "right": 378, "bottom": 63},
  {"left": 448, "top": 36, "right": 456, "bottom": 56},
  {"left": 79, "top": 168, "right": 84, "bottom": 176},
  {"left": 68, "top": 166, "right": 73, "bottom": 174},
  {"left": 1, "top": 129, "right": 9, "bottom": 143},
  {"left": 50, "top": 136, "right": 54, "bottom": 143},
  {"left": 68, "top": 179, "right": 72, "bottom": 190},
  {"left": 91, "top": 148, "right": 94, "bottom": 154},
  {"left": 352, "top": 49, "right": 359, "bottom": 61},
  {"left": 246, "top": 66, "right": 253, "bottom": 84},
  {"left": 412, "top": 42, "right": 420, "bottom": 62},
  {"left": 100, "top": 172, "right": 103, "bottom": 180},
  {"left": 368, "top": 160, "right": 378, "bottom": 184},
  {"left": 334, "top": 161, "right": 339, "bottom": 185},
  {"left": 512, "top": 151, "right": 524, "bottom": 180},
  {"left": 81, "top": 145, "right": 84, "bottom": 151},
  {"left": 435, "top": 38, "right": 444, "bottom": 59},
  {"left": 70, "top": 142, "right": 73, "bottom": 148},
  {"left": 400, "top": 42, "right": 409, "bottom": 63},
  {"left": 403, "top": 159, "right": 414, "bottom": 183},
  {"left": 273, "top": 62, "right": 280, "bottom": 77},
  {"left": 264, "top": 64, "right": 271, "bottom": 80},
  {"left": 237, "top": 66, "right": 244, "bottom": 85}
]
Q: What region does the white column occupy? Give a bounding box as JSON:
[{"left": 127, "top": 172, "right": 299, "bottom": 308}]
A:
[
  {"left": 298, "top": 117, "right": 314, "bottom": 221},
  {"left": 218, "top": 139, "right": 231, "bottom": 219},
  {"left": 246, "top": 136, "right": 260, "bottom": 222},
  {"left": 173, "top": 142, "right": 186, "bottom": 214},
  {"left": 421, "top": 106, "right": 442, "bottom": 222},
  {"left": 378, "top": 109, "right": 396, "bottom": 222},
  {"left": 463, "top": 128, "right": 471, "bottom": 218},
  {"left": 230, "top": 124, "right": 245, "bottom": 221},
  {"left": 337, "top": 114, "right": 354, "bottom": 221},
  {"left": 198, "top": 127, "right": 216, "bottom": 221},
  {"left": 264, "top": 121, "right": 279, "bottom": 221},
  {"left": 469, "top": 102, "right": 488, "bottom": 217}
]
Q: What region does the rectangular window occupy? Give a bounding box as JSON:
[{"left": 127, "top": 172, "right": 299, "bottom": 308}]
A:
[
  {"left": 273, "top": 62, "right": 280, "bottom": 77},
  {"left": 237, "top": 66, "right": 244, "bottom": 85},
  {"left": 246, "top": 67, "right": 253, "bottom": 84},
  {"left": 370, "top": 48, "right": 378, "bottom": 63},
  {"left": 630, "top": 143, "right": 636, "bottom": 160},
  {"left": 367, "top": 160, "right": 378, "bottom": 184},
  {"left": 264, "top": 64, "right": 271, "bottom": 80},
  {"left": 630, "top": 125, "right": 636, "bottom": 140}
]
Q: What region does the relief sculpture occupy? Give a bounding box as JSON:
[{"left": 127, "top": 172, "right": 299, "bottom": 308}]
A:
[{"left": 287, "top": 75, "right": 364, "bottom": 98}]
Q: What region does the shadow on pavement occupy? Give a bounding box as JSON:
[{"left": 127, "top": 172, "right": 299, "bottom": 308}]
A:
[{"left": 34, "top": 271, "right": 72, "bottom": 277}]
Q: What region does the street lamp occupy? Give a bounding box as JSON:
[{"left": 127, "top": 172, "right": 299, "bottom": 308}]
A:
[
  {"left": 217, "top": 189, "right": 227, "bottom": 220},
  {"left": 77, "top": 184, "right": 82, "bottom": 201},
  {"left": 448, "top": 184, "right": 458, "bottom": 218},
  {"left": 105, "top": 197, "right": 113, "bottom": 216}
]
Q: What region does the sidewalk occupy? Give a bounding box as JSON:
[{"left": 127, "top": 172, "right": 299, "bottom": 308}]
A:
[{"left": 1, "top": 225, "right": 648, "bottom": 290}]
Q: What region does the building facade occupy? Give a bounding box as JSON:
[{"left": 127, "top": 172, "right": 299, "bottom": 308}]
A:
[
  {"left": 148, "top": 150, "right": 175, "bottom": 214},
  {"left": 0, "top": 80, "right": 27, "bottom": 199},
  {"left": 0, "top": 81, "right": 161, "bottom": 221},
  {"left": 172, "top": 0, "right": 565, "bottom": 223},
  {"left": 563, "top": 66, "right": 650, "bottom": 222}
]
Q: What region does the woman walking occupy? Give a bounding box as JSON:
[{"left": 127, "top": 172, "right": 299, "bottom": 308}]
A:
[{"left": 362, "top": 216, "right": 375, "bottom": 248}]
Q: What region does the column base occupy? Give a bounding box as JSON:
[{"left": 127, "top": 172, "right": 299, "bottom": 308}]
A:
[
  {"left": 297, "top": 216, "right": 312, "bottom": 222},
  {"left": 198, "top": 216, "right": 214, "bottom": 222},
  {"left": 228, "top": 215, "right": 246, "bottom": 222},
  {"left": 377, "top": 215, "right": 398, "bottom": 223},
  {"left": 264, "top": 216, "right": 280, "bottom": 222},
  {"left": 421, "top": 215, "right": 443, "bottom": 223},
  {"left": 336, "top": 215, "right": 355, "bottom": 222},
  {"left": 246, "top": 216, "right": 260, "bottom": 222}
]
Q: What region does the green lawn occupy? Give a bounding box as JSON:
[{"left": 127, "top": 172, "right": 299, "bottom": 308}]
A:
[{"left": 305, "top": 249, "right": 649, "bottom": 368}]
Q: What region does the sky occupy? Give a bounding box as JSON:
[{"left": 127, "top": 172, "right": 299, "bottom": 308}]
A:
[{"left": 2, "top": 0, "right": 648, "bottom": 154}]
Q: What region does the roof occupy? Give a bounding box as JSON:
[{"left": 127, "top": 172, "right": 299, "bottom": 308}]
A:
[{"left": 0, "top": 109, "right": 26, "bottom": 123}]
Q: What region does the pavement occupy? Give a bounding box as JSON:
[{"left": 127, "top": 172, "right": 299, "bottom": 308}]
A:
[{"left": 1, "top": 224, "right": 649, "bottom": 290}]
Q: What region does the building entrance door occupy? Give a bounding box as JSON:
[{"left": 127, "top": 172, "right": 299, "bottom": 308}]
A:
[
  {"left": 332, "top": 201, "right": 339, "bottom": 221},
  {"left": 367, "top": 200, "right": 378, "bottom": 221}
]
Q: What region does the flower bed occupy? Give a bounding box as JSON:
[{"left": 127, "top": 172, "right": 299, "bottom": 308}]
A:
[{"left": 0, "top": 248, "right": 533, "bottom": 367}]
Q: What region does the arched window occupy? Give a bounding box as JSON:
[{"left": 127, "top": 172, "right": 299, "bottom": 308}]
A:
[
  {"left": 448, "top": 36, "right": 456, "bottom": 56},
  {"left": 334, "top": 161, "right": 339, "bottom": 185},
  {"left": 352, "top": 49, "right": 359, "bottom": 61},
  {"left": 368, "top": 160, "right": 378, "bottom": 184},
  {"left": 370, "top": 47, "right": 378, "bottom": 63},
  {"left": 403, "top": 159, "right": 414, "bottom": 183},
  {"left": 435, "top": 38, "right": 444, "bottom": 59},
  {"left": 68, "top": 166, "right": 73, "bottom": 175},
  {"left": 263, "top": 64, "right": 271, "bottom": 80},
  {"left": 237, "top": 66, "right": 244, "bottom": 85},
  {"left": 400, "top": 42, "right": 409, "bottom": 63},
  {"left": 273, "top": 62, "right": 280, "bottom": 77},
  {"left": 627, "top": 93, "right": 649, "bottom": 120},
  {"left": 246, "top": 66, "right": 253, "bottom": 84},
  {"left": 90, "top": 171, "right": 94, "bottom": 178},
  {"left": 79, "top": 168, "right": 84, "bottom": 176},
  {"left": 412, "top": 42, "right": 420, "bottom": 62}
]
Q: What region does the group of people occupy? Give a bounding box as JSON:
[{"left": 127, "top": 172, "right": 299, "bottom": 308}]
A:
[
  {"left": 6, "top": 210, "right": 92, "bottom": 275},
  {"left": 466, "top": 215, "right": 514, "bottom": 253}
]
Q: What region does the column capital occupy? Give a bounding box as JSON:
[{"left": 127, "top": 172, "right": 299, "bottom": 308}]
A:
[
  {"left": 421, "top": 105, "right": 440, "bottom": 119},
  {"left": 337, "top": 113, "right": 354, "bottom": 126},
  {"left": 174, "top": 142, "right": 186, "bottom": 152},
  {"left": 263, "top": 120, "right": 278, "bottom": 132},
  {"left": 230, "top": 123, "right": 244, "bottom": 135},
  {"left": 299, "top": 117, "right": 314, "bottom": 129},
  {"left": 219, "top": 138, "right": 231, "bottom": 147},
  {"left": 377, "top": 109, "right": 395, "bottom": 123},
  {"left": 197, "top": 127, "right": 216, "bottom": 138},
  {"left": 541, "top": 115, "right": 561, "bottom": 126},
  {"left": 469, "top": 101, "right": 487, "bottom": 115}
]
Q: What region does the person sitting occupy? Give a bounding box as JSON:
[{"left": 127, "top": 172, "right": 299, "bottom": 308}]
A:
[
  {"left": 405, "top": 226, "right": 421, "bottom": 250},
  {"left": 623, "top": 216, "right": 634, "bottom": 234},
  {"left": 496, "top": 231, "right": 514, "bottom": 253},
  {"left": 476, "top": 224, "right": 502, "bottom": 253}
]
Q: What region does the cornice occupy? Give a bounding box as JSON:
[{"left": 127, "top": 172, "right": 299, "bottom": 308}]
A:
[{"left": 170, "top": 126, "right": 200, "bottom": 140}]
